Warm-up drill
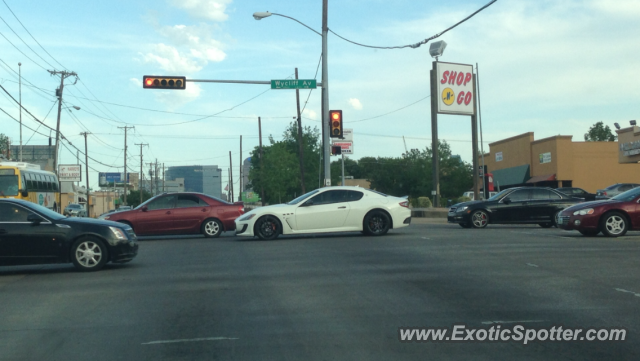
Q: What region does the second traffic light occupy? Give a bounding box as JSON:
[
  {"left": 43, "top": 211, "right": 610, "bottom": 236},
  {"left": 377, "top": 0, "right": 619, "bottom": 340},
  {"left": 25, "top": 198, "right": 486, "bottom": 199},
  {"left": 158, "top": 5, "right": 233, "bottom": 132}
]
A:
[
  {"left": 329, "top": 110, "right": 343, "bottom": 138},
  {"left": 143, "top": 76, "right": 186, "bottom": 90}
]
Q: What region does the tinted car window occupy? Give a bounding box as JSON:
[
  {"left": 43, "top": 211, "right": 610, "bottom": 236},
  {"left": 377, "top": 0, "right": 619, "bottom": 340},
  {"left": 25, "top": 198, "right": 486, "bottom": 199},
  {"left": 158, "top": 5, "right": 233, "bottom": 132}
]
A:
[
  {"left": 619, "top": 184, "right": 633, "bottom": 192},
  {"left": 346, "top": 191, "right": 364, "bottom": 201},
  {"left": 548, "top": 190, "right": 562, "bottom": 199},
  {"left": 308, "top": 190, "right": 347, "bottom": 205},
  {"left": 146, "top": 195, "right": 176, "bottom": 210},
  {"left": 531, "top": 189, "right": 552, "bottom": 200},
  {"left": 176, "top": 195, "right": 202, "bottom": 208},
  {"left": 507, "top": 190, "right": 530, "bottom": 201},
  {"left": 0, "top": 203, "right": 33, "bottom": 222}
]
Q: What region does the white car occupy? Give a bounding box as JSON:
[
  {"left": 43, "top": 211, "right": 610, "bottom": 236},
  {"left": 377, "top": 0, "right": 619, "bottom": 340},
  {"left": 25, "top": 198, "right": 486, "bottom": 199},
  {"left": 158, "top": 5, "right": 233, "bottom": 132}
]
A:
[{"left": 235, "top": 186, "right": 412, "bottom": 240}]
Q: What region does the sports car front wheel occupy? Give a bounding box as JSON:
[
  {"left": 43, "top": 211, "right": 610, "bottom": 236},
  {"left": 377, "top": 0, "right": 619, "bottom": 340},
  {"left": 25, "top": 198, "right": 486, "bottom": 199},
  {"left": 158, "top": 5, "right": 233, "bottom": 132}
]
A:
[
  {"left": 363, "top": 211, "right": 391, "bottom": 236},
  {"left": 255, "top": 216, "right": 281, "bottom": 240}
]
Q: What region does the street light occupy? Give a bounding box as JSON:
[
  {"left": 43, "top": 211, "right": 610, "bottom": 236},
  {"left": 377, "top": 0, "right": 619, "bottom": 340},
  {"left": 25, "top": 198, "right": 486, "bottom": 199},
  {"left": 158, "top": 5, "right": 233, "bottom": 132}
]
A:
[
  {"left": 614, "top": 122, "right": 621, "bottom": 130},
  {"left": 253, "top": 4, "right": 331, "bottom": 186},
  {"left": 429, "top": 40, "right": 447, "bottom": 61}
]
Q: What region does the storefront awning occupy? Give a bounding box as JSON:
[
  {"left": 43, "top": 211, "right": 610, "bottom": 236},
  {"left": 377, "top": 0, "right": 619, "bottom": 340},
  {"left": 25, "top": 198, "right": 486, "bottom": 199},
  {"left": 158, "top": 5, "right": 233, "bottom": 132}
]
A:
[
  {"left": 491, "top": 164, "right": 530, "bottom": 187},
  {"left": 526, "top": 174, "right": 556, "bottom": 183}
]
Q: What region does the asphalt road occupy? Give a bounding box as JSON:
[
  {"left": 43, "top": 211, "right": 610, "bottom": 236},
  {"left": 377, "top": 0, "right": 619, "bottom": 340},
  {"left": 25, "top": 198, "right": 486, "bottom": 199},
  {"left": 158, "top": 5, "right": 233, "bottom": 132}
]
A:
[{"left": 2, "top": 220, "right": 640, "bottom": 360}]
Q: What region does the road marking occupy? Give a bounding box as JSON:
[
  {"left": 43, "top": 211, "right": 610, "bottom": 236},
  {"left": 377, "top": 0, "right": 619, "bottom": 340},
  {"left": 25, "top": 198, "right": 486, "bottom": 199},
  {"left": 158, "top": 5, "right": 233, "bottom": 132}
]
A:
[
  {"left": 421, "top": 237, "right": 431, "bottom": 240},
  {"left": 614, "top": 288, "right": 640, "bottom": 297},
  {"left": 141, "top": 337, "right": 239, "bottom": 345},
  {"left": 510, "top": 231, "right": 537, "bottom": 235},
  {"left": 526, "top": 263, "right": 539, "bottom": 268},
  {"left": 481, "top": 320, "right": 545, "bottom": 325}
]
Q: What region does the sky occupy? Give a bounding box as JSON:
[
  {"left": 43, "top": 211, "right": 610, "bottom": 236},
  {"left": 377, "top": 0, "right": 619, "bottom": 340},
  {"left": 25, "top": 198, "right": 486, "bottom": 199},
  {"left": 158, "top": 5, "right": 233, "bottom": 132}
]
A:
[{"left": 0, "top": 0, "right": 638, "bottom": 191}]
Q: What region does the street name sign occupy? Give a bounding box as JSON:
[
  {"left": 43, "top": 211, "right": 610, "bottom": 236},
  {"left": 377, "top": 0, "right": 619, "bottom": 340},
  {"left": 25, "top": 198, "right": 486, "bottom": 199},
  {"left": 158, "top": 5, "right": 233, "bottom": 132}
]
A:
[{"left": 271, "top": 79, "right": 317, "bottom": 89}]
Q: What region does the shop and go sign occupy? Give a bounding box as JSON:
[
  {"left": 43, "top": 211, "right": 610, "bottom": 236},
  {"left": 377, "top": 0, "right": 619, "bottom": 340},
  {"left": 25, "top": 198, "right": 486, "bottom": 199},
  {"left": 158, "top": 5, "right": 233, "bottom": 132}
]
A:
[
  {"left": 436, "top": 62, "right": 475, "bottom": 115},
  {"left": 58, "top": 164, "right": 81, "bottom": 182},
  {"left": 539, "top": 152, "right": 552, "bottom": 164}
]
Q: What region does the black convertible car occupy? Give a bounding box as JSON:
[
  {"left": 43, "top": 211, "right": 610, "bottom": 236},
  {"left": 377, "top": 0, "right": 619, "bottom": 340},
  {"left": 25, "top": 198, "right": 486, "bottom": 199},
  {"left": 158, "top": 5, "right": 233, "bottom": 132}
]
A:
[
  {"left": 448, "top": 187, "right": 584, "bottom": 229},
  {"left": 0, "top": 199, "right": 138, "bottom": 271}
]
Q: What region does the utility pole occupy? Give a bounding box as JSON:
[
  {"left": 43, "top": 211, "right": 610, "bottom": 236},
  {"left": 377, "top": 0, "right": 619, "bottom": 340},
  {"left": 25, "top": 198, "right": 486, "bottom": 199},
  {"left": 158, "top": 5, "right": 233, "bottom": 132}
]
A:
[
  {"left": 341, "top": 154, "right": 345, "bottom": 186},
  {"left": 229, "top": 151, "right": 234, "bottom": 203},
  {"left": 118, "top": 126, "right": 134, "bottom": 205},
  {"left": 321, "top": 0, "right": 331, "bottom": 187},
  {"left": 18, "top": 62, "right": 22, "bottom": 161},
  {"left": 430, "top": 63, "right": 440, "bottom": 207},
  {"left": 135, "top": 143, "right": 148, "bottom": 205},
  {"left": 295, "top": 68, "right": 306, "bottom": 194},
  {"left": 76, "top": 150, "right": 80, "bottom": 189},
  {"left": 146, "top": 162, "right": 155, "bottom": 196},
  {"left": 239, "top": 136, "right": 242, "bottom": 201},
  {"left": 49, "top": 70, "right": 78, "bottom": 176},
  {"left": 162, "top": 163, "right": 165, "bottom": 192},
  {"left": 80, "top": 132, "right": 90, "bottom": 216},
  {"left": 155, "top": 159, "right": 159, "bottom": 195},
  {"left": 258, "top": 117, "right": 265, "bottom": 206}
]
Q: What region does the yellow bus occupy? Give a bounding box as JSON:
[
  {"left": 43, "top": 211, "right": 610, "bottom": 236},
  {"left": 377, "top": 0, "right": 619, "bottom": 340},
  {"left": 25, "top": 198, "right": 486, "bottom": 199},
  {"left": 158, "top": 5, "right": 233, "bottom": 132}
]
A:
[{"left": 0, "top": 161, "right": 61, "bottom": 212}]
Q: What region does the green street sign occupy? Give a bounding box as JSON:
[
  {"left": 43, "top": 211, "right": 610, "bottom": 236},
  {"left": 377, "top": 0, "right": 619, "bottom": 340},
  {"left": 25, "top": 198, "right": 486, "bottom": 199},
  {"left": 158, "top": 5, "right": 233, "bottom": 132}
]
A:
[
  {"left": 271, "top": 79, "right": 317, "bottom": 90},
  {"left": 241, "top": 191, "right": 261, "bottom": 203}
]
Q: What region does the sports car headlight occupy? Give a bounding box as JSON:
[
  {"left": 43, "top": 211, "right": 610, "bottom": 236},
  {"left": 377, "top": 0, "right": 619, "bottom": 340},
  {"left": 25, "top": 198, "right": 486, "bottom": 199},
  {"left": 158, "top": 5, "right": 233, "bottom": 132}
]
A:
[
  {"left": 457, "top": 206, "right": 468, "bottom": 212},
  {"left": 238, "top": 213, "right": 256, "bottom": 222},
  {"left": 573, "top": 208, "right": 594, "bottom": 216},
  {"left": 109, "top": 226, "right": 128, "bottom": 240}
]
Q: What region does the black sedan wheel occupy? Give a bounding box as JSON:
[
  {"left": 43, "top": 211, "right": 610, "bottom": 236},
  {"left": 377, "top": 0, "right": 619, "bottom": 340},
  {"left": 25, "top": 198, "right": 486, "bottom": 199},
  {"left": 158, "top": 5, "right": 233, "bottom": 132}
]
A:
[
  {"left": 579, "top": 229, "right": 600, "bottom": 237},
  {"left": 470, "top": 210, "right": 489, "bottom": 228},
  {"left": 201, "top": 218, "right": 223, "bottom": 238},
  {"left": 363, "top": 211, "right": 391, "bottom": 236},
  {"left": 255, "top": 216, "right": 280, "bottom": 240},
  {"left": 601, "top": 212, "right": 628, "bottom": 237},
  {"left": 71, "top": 237, "right": 108, "bottom": 272}
]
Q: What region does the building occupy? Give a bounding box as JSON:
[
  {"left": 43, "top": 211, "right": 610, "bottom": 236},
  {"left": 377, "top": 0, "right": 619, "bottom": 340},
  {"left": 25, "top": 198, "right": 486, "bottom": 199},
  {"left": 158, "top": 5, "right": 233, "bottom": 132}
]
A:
[
  {"left": 165, "top": 165, "right": 222, "bottom": 199},
  {"left": 481, "top": 132, "right": 639, "bottom": 192},
  {"left": 9, "top": 145, "right": 56, "bottom": 171},
  {"left": 140, "top": 177, "right": 185, "bottom": 194},
  {"left": 616, "top": 125, "right": 640, "bottom": 164}
]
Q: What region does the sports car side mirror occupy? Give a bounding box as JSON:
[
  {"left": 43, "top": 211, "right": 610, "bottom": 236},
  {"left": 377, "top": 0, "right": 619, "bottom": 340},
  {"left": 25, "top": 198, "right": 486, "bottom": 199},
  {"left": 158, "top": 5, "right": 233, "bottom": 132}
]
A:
[{"left": 141, "top": 206, "right": 148, "bottom": 212}]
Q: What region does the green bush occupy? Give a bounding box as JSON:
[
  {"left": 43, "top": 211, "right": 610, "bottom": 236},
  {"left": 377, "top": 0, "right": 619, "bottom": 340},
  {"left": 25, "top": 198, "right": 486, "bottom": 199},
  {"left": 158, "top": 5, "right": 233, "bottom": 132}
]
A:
[
  {"left": 457, "top": 196, "right": 472, "bottom": 204},
  {"left": 417, "top": 197, "right": 432, "bottom": 208}
]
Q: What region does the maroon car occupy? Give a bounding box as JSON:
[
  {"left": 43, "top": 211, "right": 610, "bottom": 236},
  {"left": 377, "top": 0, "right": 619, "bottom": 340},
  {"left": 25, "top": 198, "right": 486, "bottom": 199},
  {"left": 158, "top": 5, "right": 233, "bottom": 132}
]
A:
[
  {"left": 105, "top": 193, "right": 244, "bottom": 237},
  {"left": 557, "top": 187, "right": 640, "bottom": 237}
]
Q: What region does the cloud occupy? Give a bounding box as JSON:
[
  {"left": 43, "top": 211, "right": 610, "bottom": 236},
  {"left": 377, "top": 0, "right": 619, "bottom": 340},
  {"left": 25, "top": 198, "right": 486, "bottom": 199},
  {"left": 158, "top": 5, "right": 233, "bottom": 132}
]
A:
[
  {"left": 129, "top": 78, "right": 141, "bottom": 87},
  {"left": 140, "top": 43, "right": 204, "bottom": 73},
  {"left": 169, "top": 0, "right": 232, "bottom": 22},
  {"left": 303, "top": 109, "right": 318, "bottom": 120},
  {"left": 348, "top": 98, "right": 363, "bottom": 110},
  {"left": 153, "top": 83, "right": 203, "bottom": 110}
]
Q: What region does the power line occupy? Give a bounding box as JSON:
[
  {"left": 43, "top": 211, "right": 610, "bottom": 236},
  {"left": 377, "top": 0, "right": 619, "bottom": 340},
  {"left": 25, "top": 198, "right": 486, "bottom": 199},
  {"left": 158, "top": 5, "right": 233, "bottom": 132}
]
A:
[
  {"left": 328, "top": 0, "right": 498, "bottom": 50},
  {"left": 0, "top": 29, "right": 47, "bottom": 70},
  {"left": 0, "top": 13, "right": 57, "bottom": 69}
]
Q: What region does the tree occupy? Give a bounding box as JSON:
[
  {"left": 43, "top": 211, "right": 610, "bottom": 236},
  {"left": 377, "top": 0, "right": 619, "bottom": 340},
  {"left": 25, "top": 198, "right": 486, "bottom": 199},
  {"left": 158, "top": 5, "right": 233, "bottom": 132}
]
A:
[
  {"left": 123, "top": 189, "right": 152, "bottom": 208},
  {"left": 584, "top": 122, "right": 616, "bottom": 141},
  {"left": 0, "top": 133, "right": 9, "bottom": 158}
]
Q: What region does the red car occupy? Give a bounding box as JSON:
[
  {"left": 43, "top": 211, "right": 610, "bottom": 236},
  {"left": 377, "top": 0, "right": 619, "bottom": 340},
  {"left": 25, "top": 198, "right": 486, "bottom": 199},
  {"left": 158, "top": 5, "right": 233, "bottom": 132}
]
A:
[
  {"left": 557, "top": 187, "right": 640, "bottom": 237},
  {"left": 105, "top": 193, "right": 244, "bottom": 237}
]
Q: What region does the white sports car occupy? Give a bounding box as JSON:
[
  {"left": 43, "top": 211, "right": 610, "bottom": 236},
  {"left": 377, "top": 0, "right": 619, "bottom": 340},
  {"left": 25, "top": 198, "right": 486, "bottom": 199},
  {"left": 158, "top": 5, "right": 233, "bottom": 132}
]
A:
[{"left": 235, "top": 186, "right": 412, "bottom": 240}]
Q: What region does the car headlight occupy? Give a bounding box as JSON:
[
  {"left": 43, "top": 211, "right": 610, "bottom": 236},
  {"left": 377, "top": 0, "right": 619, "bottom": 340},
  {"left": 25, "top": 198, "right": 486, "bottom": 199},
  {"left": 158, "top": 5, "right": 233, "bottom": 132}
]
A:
[
  {"left": 573, "top": 208, "right": 594, "bottom": 216},
  {"left": 238, "top": 213, "right": 256, "bottom": 222},
  {"left": 457, "top": 206, "right": 468, "bottom": 212},
  {"left": 109, "top": 226, "right": 128, "bottom": 240}
]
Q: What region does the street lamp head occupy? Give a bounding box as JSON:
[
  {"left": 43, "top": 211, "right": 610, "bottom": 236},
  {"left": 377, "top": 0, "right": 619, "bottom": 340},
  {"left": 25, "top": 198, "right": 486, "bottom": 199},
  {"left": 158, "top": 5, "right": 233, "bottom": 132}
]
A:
[
  {"left": 614, "top": 122, "right": 621, "bottom": 130},
  {"left": 73, "top": 106, "right": 81, "bottom": 111},
  {"left": 631, "top": 120, "right": 637, "bottom": 126},
  {"left": 253, "top": 11, "right": 272, "bottom": 20},
  {"left": 429, "top": 40, "right": 447, "bottom": 60}
]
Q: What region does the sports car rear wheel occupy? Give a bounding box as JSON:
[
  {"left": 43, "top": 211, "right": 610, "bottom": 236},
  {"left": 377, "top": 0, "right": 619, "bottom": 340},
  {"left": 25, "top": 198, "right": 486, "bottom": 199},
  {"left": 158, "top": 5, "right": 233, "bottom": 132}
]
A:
[
  {"left": 363, "top": 210, "right": 390, "bottom": 236},
  {"left": 470, "top": 210, "right": 489, "bottom": 228},
  {"left": 255, "top": 216, "right": 281, "bottom": 240}
]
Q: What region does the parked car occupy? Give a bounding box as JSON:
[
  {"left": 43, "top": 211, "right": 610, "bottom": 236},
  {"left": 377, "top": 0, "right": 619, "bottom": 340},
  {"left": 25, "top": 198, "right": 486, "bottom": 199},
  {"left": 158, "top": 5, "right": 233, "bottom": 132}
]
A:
[
  {"left": 235, "top": 186, "right": 411, "bottom": 240},
  {"left": 63, "top": 203, "right": 87, "bottom": 217},
  {"left": 558, "top": 187, "right": 640, "bottom": 237},
  {"left": 556, "top": 187, "right": 597, "bottom": 201},
  {"left": 105, "top": 192, "right": 244, "bottom": 237},
  {"left": 0, "top": 199, "right": 138, "bottom": 271},
  {"left": 448, "top": 187, "right": 584, "bottom": 229},
  {"left": 596, "top": 183, "right": 640, "bottom": 200}
]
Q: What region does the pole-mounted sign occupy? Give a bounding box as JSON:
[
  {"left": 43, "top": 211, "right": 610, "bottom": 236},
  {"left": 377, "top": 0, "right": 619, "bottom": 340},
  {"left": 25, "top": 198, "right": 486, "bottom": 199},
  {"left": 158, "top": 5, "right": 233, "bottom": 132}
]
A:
[{"left": 436, "top": 62, "right": 475, "bottom": 116}]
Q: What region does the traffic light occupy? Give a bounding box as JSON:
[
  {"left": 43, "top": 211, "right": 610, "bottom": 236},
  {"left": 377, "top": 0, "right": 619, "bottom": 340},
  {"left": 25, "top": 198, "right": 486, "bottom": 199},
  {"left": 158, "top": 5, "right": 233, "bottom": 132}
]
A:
[
  {"left": 329, "top": 110, "right": 343, "bottom": 138},
  {"left": 331, "top": 145, "right": 342, "bottom": 155},
  {"left": 142, "top": 76, "right": 186, "bottom": 90}
]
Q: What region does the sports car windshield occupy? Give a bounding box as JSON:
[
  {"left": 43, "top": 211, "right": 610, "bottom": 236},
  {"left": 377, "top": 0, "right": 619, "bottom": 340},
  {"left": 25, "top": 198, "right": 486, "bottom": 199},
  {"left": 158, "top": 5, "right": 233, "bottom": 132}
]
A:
[
  {"left": 287, "top": 190, "right": 320, "bottom": 205},
  {"left": 488, "top": 189, "right": 511, "bottom": 201},
  {"left": 611, "top": 187, "right": 640, "bottom": 202}
]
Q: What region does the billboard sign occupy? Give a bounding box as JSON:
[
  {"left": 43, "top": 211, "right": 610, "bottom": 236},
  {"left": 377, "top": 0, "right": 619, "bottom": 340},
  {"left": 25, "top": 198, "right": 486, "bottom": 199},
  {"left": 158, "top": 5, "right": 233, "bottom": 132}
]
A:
[
  {"left": 495, "top": 152, "right": 503, "bottom": 162},
  {"left": 539, "top": 152, "right": 552, "bottom": 164},
  {"left": 342, "top": 128, "right": 353, "bottom": 141},
  {"left": 436, "top": 62, "right": 475, "bottom": 115},
  {"left": 58, "top": 164, "right": 81, "bottom": 182},
  {"left": 332, "top": 141, "right": 354, "bottom": 155},
  {"left": 98, "top": 172, "right": 130, "bottom": 186}
]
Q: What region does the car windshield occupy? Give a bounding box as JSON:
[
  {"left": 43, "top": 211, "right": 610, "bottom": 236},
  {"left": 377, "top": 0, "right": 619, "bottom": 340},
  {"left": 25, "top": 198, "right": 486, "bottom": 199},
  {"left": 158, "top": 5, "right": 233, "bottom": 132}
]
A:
[
  {"left": 610, "top": 187, "right": 640, "bottom": 202},
  {"left": 67, "top": 204, "right": 82, "bottom": 209},
  {"left": 488, "top": 189, "right": 511, "bottom": 201},
  {"left": 24, "top": 202, "right": 65, "bottom": 220},
  {"left": 0, "top": 175, "right": 19, "bottom": 196},
  {"left": 287, "top": 190, "right": 320, "bottom": 205},
  {"left": 605, "top": 184, "right": 620, "bottom": 190}
]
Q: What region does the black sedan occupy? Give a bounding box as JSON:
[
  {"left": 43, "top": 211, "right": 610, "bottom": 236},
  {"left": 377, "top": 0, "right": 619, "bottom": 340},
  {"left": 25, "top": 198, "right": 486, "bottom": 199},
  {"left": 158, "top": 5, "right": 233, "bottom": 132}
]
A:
[
  {"left": 448, "top": 187, "right": 584, "bottom": 229},
  {"left": 0, "top": 199, "right": 138, "bottom": 271},
  {"left": 556, "top": 187, "right": 597, "bottom": 201}
]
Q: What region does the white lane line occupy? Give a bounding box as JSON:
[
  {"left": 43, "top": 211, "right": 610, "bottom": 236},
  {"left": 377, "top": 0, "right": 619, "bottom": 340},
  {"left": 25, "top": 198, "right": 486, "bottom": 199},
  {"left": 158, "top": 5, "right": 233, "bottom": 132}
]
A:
[
  {"left": 481, "top": 320, "right": 545, "bottom": 325},
  {"left": 142, "top": 337, "right": 239, "bottom": 345},
  {"left": 526, "top": 263, "right": 539, "bottom": 268},
  {"left": 614, "top": 288, "right": 640, "bottom": 297}
]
